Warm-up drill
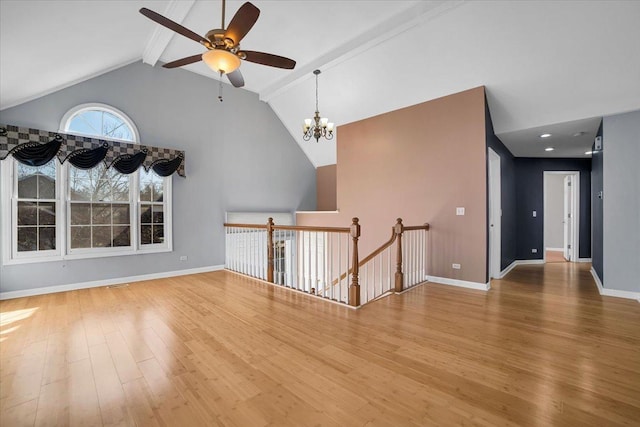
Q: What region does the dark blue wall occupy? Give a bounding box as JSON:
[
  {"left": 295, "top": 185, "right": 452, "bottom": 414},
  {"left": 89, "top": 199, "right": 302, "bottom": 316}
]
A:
[
  {"left": 514, "top": 158, "right": 592, "bottom": 260},
  {"left": 591, "top": 122, "right": 604, "bottom": 280},
  {"left": 485, "top": 101, "right": 517, "bottom": 271}
]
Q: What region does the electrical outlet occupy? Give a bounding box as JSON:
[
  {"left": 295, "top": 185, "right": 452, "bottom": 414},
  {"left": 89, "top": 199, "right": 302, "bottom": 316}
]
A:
[
  {"left": 531, "top": 249, "right": 537, "bottom": 253},
  {"left": 452, "top": 263, "right": 461, "bottom": 269},
  {"left": 179, "top": 255, "right": 188, "bottom": 261},
  {"left": 532, "top": 210, "right": 537, "bottom": 217},
  {"left": 456, "top": 207, "right": 465, "bottom": 216}
]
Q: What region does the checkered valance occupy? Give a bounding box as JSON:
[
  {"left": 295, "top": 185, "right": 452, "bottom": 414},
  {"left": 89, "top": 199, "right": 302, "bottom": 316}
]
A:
[{"left": 0, "top": 124, "right": 185, "bottom": 177}]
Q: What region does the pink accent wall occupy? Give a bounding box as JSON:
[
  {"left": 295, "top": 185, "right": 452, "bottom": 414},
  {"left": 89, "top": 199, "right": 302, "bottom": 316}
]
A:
[
  {"left": 316, "top": 164, "right": 337, "bottom": 211},
  {"left": 298, "top": 87, "right": 488, "bottom": 284}
]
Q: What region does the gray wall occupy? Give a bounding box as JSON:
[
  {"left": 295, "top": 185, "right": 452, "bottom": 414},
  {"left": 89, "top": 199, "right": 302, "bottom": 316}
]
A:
[
  {"left": 0, "top": 62, "right": 316, "bottom": 293},
  {"left": 544, "top": 174, "right": 566, "bottom": 249},
  {"left": 602, "top": 110, "right": 640, "bottom": 293}
]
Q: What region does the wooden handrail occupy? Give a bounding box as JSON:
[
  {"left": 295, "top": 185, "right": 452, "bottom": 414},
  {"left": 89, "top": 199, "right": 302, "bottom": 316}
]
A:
[
  {"left": 331, "top": 228, "right": 397, "bottom": 286},
  {"left": 404, "top": 224, "right": 430, "bottom": 231}
]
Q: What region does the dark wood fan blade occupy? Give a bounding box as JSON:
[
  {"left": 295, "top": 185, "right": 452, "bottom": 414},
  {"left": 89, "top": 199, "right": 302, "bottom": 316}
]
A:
[
  {"left": 227, "top": 69, "right": 245, "bottom": 88},
  {"left": 225, "top": 2, "right": 260, "bottom": 45},
  {"left": 241, "top": 51, "right": 296, "bottom": 69},
  {"left": 162, "top": 54, "right": 203, "bottom": 69},
  {"left": 140, "top": 8, "right": 209, "bottom": 46}
]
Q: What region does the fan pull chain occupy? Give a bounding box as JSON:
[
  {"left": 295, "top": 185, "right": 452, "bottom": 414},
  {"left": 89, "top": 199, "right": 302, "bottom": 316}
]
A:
[{"left": 218, "top": 72, "right": 224, "bottom": 102}]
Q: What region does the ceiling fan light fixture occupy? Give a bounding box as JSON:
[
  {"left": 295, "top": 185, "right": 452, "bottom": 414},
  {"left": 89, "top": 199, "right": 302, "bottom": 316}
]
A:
[{"left": 202, "top": 49, "right": 241, "bottom": 74}]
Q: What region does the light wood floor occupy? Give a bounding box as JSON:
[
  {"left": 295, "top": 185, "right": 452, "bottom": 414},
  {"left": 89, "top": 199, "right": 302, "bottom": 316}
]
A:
[{"left": 1, "top": 263, "right": 639, "bottom": 426}]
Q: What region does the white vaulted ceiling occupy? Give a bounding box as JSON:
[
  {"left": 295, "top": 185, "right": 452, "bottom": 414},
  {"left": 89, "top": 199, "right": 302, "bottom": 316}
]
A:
[{"left": 1, "top": 1, "right": 639, "bottom": 166}]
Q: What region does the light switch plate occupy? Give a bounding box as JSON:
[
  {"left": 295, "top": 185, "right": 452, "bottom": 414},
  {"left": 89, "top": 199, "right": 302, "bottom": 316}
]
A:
[{"left": 456, "top": 207, "right": 465, "bottom": 216}]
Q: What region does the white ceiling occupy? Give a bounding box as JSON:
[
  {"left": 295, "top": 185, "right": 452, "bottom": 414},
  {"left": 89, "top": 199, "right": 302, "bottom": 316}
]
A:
[{"left": 1, "top": 1, "right": 639, "bottom": 166}]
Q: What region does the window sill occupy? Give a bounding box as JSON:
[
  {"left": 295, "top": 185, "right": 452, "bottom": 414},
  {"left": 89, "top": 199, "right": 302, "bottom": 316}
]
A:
[{"left": 2, "top": 247, "right": 172, "bottom": 266}]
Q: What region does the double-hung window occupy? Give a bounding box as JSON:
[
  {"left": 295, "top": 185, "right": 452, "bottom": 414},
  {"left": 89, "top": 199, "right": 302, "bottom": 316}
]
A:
[
  {"left": 10, "top": 161, "right": 60, "bottom": 260},
  {"left": 1, "top": 103, "right": 172, "bottom": 265}
]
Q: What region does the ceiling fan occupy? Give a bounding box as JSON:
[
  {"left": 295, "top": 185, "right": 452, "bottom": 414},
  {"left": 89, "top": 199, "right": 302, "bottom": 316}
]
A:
[{"left": 139, "top": 0, "right": 296, "bottom": 88}]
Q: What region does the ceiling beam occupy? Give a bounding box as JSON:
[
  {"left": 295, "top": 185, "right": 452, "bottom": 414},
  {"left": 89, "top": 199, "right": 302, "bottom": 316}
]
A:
[
  {"left": 258, "top": 0, "right": 466, "bottom": 103},
  {"left": 142, "top": 0, "right": 196, "bottom": 66}
]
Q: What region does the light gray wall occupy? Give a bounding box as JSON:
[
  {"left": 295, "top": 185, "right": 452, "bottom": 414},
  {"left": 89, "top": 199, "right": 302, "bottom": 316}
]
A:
[
  {"left": 544, "top": 174, "right": 566, "bottom": 250},
  {"left": 0, "top": 61, "right": 316, "bottom": 293},
  {"left": 602, "top": 110, "right": 640, "bottom": 293}
]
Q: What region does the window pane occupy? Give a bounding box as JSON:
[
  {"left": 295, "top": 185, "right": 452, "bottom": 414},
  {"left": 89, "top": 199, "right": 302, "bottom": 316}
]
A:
[
  {"left": 17, "top": 202, "right": 37, "bottom": 225},
  {"left": 95, "top": 180, "right": 111, "bottom": 202},
  {"left": 17, "top": 176, "right": 38, "bottom": 199},
  {"left": 92, "top": 203, "right": 111, "bottom": 225},
  {"left": 70, "top": 203, "right": 91, "bottom": 225},
  {"left": 112, "top": 205, "right": 130, "bottom": 225},
  {"left": 70, "top": 179, "right": 92, "bottom": 201},
  {"left": 153, "top": 225, "right": 164, "bottom": 244},
  {"left": 113, "top": 226, "right": 130, "bottom": 247},
  {"left": 38, "top": 202, "right": 56, "bottom": 225},
  {"left": 68, "top": 109, "right": 134, "bottom": 142},
  {"left": 152, "top": 205, "right": 163, "bottom": 224},
  {"left": 153, "top": 181, "right": 163, "bottom": 202},
  {"left": 103, "top": 112, "right": 133, "bottom": 141},
  {"left": 141, "top": 225, "right": 152, "bottom": 245},
  {"left": 38, "top": 174, "right": 56, "bottom": 199},
  {"left": 70, "top": 226, "right": 91, "bottom": 248},
  {"left": 39, "top": 227, "right": 56, "bottom": 250},
  {"left": 140, "top": 206, "right": 152, "bottom": 224},
  {"left": 140, "top": 181, "right": 152, "bottom": 202},
  {"left": 92, "top": 226, "right": 112, "bottom": 247},
  {"left": 112, "top": 175, "right": 129, "bottom": 201},
  {"left": 69, "top": 110, "right": 102, "bottom": 136},
  {"left": 17, "top": 227, "right": 37, "bottom": 252}
]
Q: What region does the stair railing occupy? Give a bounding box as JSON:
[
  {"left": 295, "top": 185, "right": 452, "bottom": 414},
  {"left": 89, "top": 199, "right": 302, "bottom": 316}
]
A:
[
  {"left": 224, "top": 217, "right": 428, "bottom": 307},
  {"left": 225, "top": 218, "right": 361, "bottom": 306}
]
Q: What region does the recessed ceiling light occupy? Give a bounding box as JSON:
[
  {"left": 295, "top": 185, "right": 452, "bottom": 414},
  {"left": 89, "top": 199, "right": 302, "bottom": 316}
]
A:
[
  {"left": 545, "top": 147, "right": 554, "bottom": 151},
  {"left": 540, "top": 133, "right": 552, "bottom": 138},
  {"left": 573, "top": 131, "right": 586, "bottom": 137},
  {"left": 585, "top": 151, "right": 593, "bottom": 155}
]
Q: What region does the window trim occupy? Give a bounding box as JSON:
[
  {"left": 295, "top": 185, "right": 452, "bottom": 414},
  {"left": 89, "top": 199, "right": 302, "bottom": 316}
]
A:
[
  {"left": 2, "top": 101, "right": 174, "bottom": 266},
  {"left": 1, "top": 159, "right": 173, "bottom": 265},
  {"left": 59, "top": 103, "right": 140, "bottom": 143}
]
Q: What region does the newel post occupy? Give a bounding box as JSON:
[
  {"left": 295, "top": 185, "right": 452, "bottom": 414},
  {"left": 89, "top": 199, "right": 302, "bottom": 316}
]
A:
[
  {"left": 267, "top": 217, "right": 274, "bottom": 283},
  {"left": 394, "top": 218, "right": 404, "bottom": 293},
  {"left": 348, "top": 217, "right": 361, "bottom": 307}
]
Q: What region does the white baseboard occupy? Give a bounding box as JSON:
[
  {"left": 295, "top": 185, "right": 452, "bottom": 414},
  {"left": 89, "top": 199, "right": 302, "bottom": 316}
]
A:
[
  {"left": 545, "top": 247, "right": 564, "bottom": 252},
  {"left": 590, "top": 267, "right": 640, "bottom": 302},
  {"left": 577, "top": 258, "right": 592, "bottom": 263},
  {"left": 516, "top": 259, "right": 546, "bottom": 265},
  {"left": 0, "top": 265, "right": 224, "bottom": 300},
  {"left": 427, "top": 275, "right": 490, "bottom": 291},
  {"left": 494, "top": 259, "right": 545, "bottom": 279}
]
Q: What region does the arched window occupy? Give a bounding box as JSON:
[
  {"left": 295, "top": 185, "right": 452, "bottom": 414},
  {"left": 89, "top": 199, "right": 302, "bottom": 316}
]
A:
[{"left": 60, "top": 103, "right": 140, "bottom": 142}]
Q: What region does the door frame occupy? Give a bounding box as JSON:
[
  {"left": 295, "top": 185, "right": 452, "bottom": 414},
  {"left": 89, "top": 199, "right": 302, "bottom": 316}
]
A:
[
  {"left": 488, "top": 148, "right": 501, "bottom": 279},
  {"left": 543, "top": 171, "right": 580, "bottom": 262}
]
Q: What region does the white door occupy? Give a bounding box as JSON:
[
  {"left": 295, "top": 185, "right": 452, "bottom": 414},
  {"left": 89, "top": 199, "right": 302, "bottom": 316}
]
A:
[
  {"left": 488, "top": 149, "right": 501, "bottom": 278},
  {"left": 563, "top": 175, "right": 573, "bottom": 261}
]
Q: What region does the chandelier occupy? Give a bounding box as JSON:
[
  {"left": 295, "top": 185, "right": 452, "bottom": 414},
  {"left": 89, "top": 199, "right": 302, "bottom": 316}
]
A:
[{"left": 303, "top": 70, "right": 334, "bottom": 142}]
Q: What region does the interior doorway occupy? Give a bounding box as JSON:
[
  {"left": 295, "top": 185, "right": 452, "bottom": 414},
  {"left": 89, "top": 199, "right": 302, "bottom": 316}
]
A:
[
  {"left": 543, "top": 171, "right": 580, "bottom": 263},
  {"left": 488, "top": 148, "right": 501, "bottom": 278}
]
